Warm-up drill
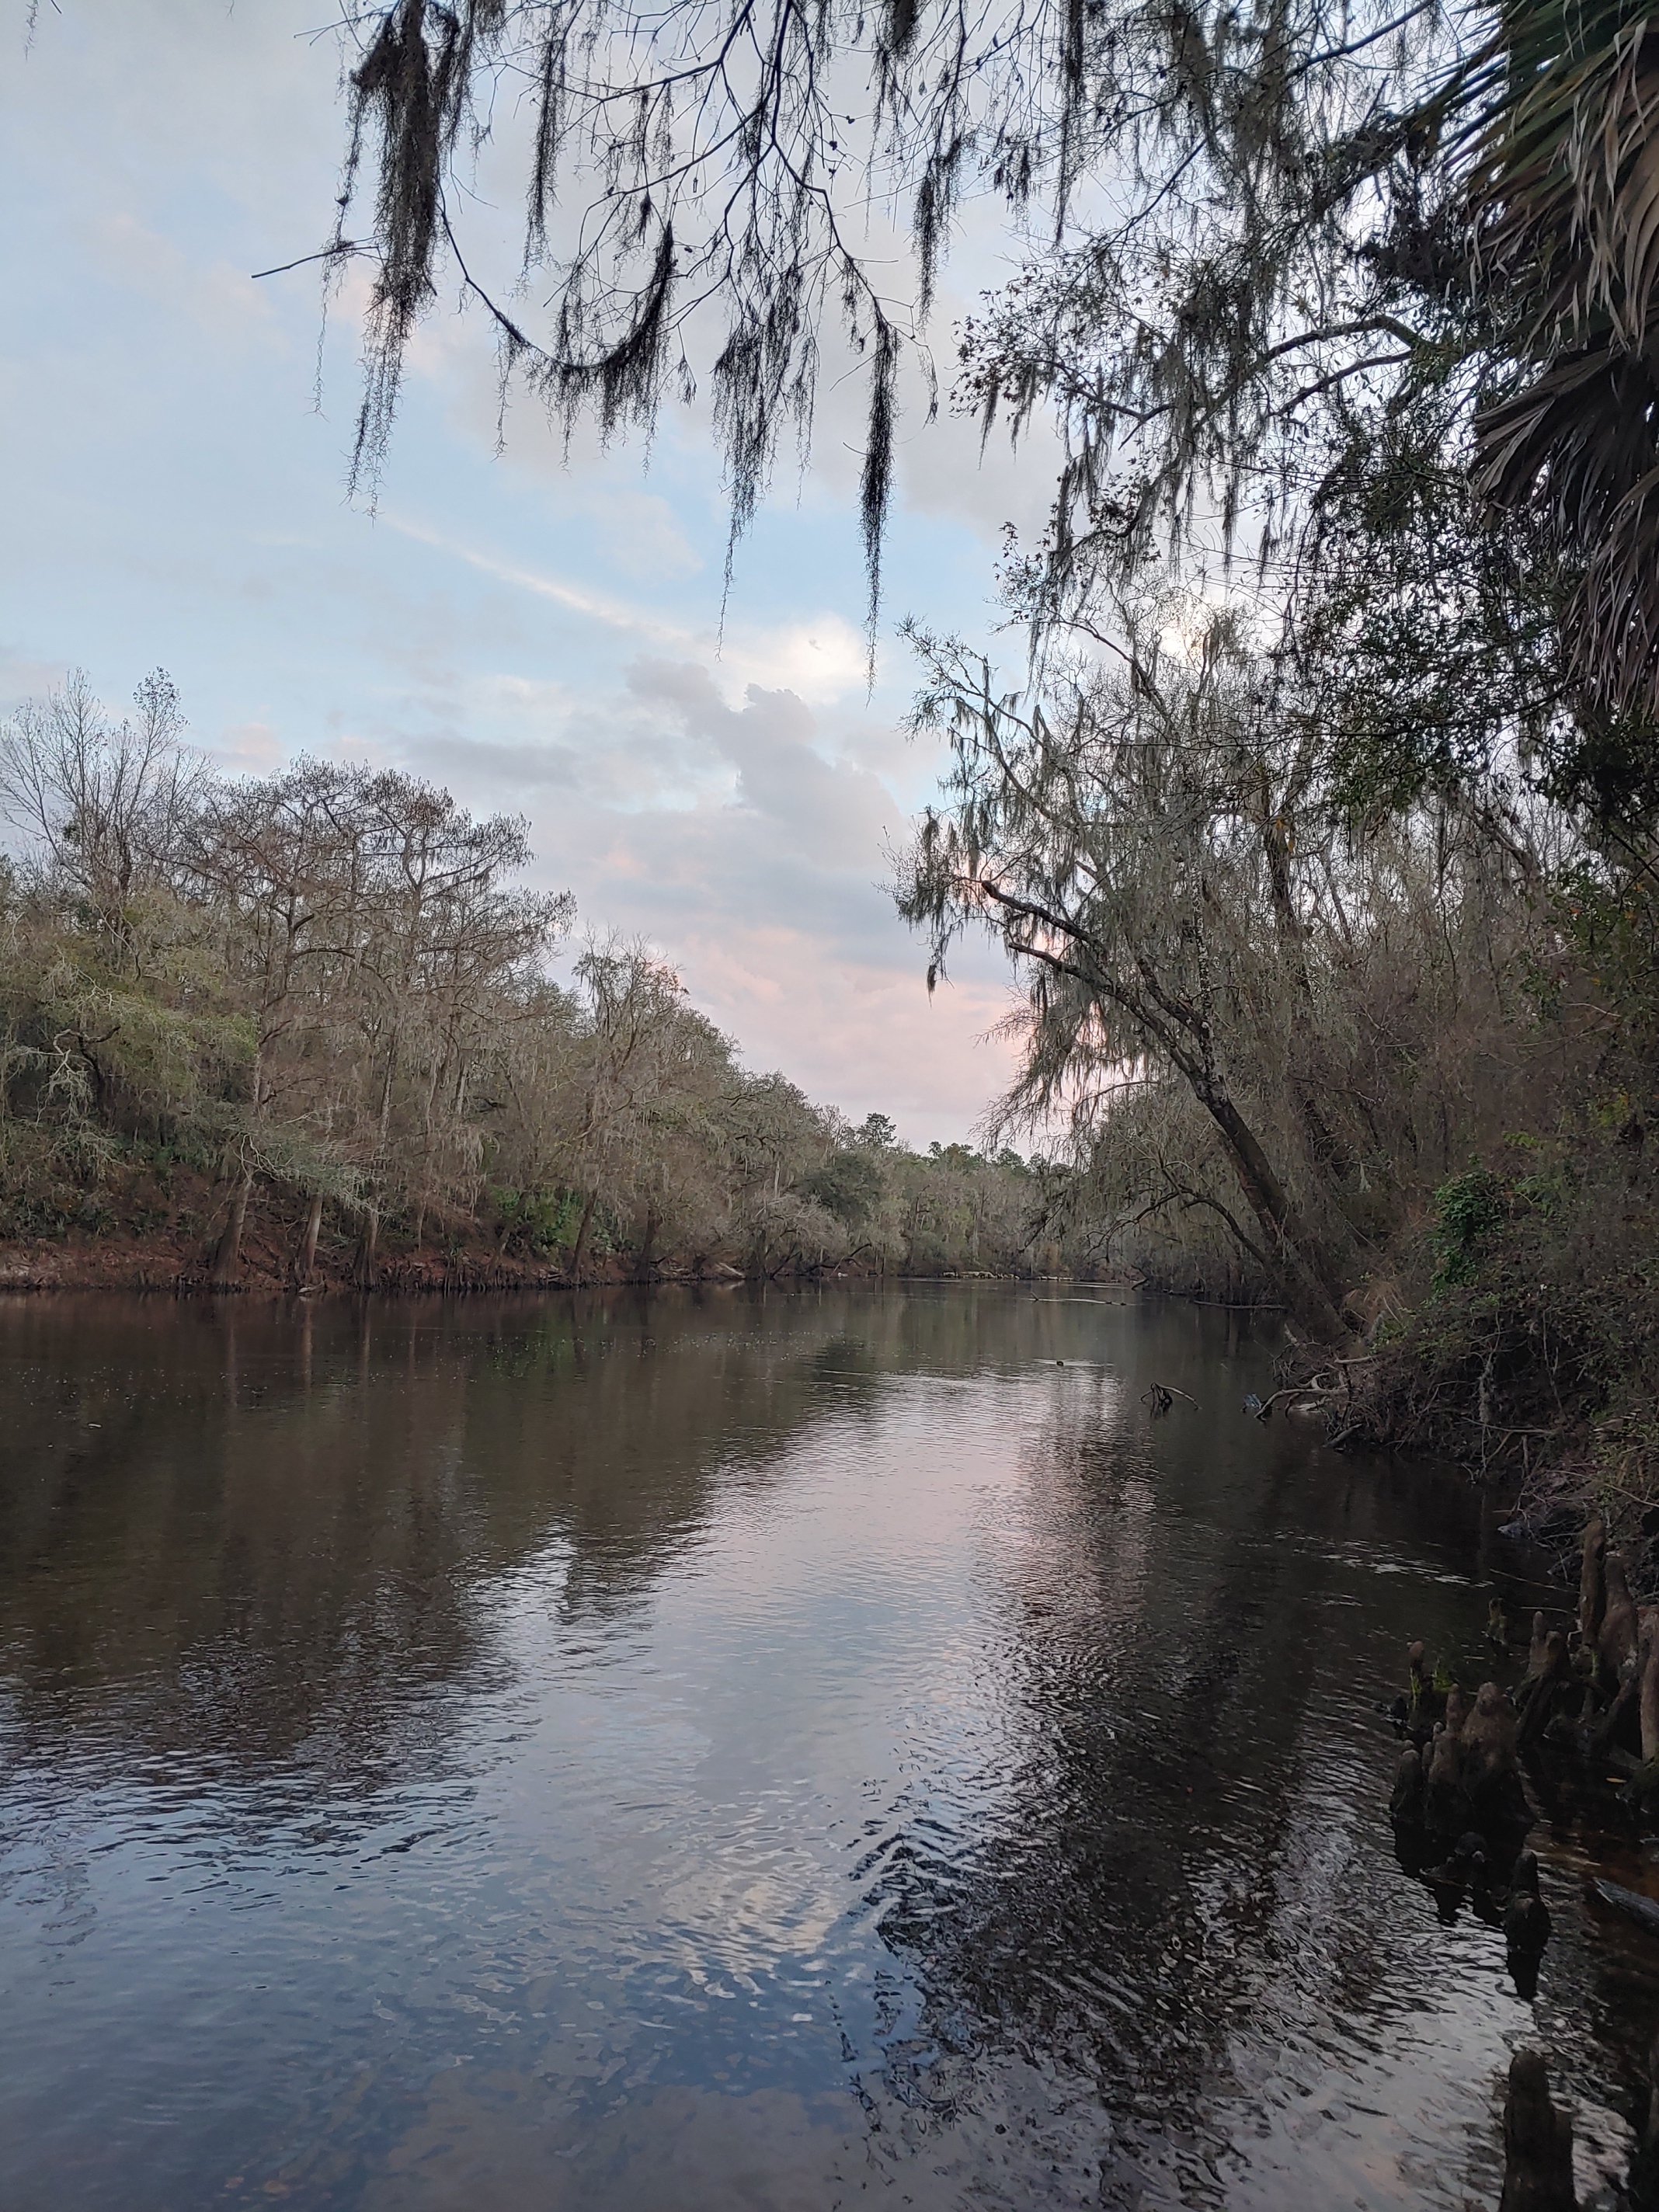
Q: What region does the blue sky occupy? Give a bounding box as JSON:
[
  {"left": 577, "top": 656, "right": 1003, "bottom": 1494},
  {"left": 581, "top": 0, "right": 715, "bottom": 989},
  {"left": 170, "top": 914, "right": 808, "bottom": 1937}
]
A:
[{"left": 2, "top": 2, "right": 1063, "bottom": 1143}]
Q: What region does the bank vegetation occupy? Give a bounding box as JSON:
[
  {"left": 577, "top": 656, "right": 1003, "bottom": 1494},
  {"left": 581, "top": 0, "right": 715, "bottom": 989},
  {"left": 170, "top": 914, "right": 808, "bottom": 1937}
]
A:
[
  {"left": 899, "top": 433, "right": 1659, "bottom": 1569},
  {"left": 0, "top": 674, "right": 1067, "bottom": 1290}
]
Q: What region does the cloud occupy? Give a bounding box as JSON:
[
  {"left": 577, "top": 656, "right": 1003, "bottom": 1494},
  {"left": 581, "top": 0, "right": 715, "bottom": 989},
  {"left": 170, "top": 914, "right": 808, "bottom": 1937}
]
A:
[
  {"left": 396, "top": 654, "right": 1020, "bottom": 1137},
  {"left": 382, "top": 512, "right": 871, "bottom": 706},
  {"left": 84, "top": 212, "right": 281, "bottom": 353},
  {"left": 0, "top": 649, "right": 81, "bottom": 714},
  {"left": 213, "top": 720, "right": 285, "bottom": 774}
]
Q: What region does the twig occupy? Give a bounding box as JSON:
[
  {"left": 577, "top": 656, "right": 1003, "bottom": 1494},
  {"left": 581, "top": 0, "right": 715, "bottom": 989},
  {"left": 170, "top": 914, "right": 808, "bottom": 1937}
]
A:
[
  {"left": 1248, "top": 1384, "right": 1326, "bottom": 1417},
  {"left": 252, "top": 243, "right": 370, "bottom": 280}
]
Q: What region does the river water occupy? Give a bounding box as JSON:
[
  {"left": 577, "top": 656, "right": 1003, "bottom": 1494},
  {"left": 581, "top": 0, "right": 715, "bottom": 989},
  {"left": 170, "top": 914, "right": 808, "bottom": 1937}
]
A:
[{"left": 2, "top": 1285, "right": 1656, "bottom": 2210}]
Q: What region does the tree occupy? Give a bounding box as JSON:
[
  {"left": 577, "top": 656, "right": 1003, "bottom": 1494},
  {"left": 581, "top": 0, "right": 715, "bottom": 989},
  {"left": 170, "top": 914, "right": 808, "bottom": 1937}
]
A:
[
  {"left": 805, "top": 1146, "right": 884, "bottom": 1234},
  {"left": 899, "top": 602, "right": 1357, "bottom": 1332},
  {"left": 174, "top": 760, "right": 569, "bottom": 1280},
  {"left": 544, "top": 938, "right": 729, "bottom": 1278},
  {"left": 895, "top": 584, "right": 1577, "bottom": 1332},
  {"left": 178, "top": 760, "right": 371, "bottom": 1279},
  {"left": 294, "top": 0, "right": 1480, "bottom": 642},
  {"left": 294, "top": 0, "right": 1659, "bottom": 717},
  {"left": 0, "top": 670, "right": 201, "bottom": 927},
  {"left": 1460, "top": 0, "right": 1659, "bottom": 718},
  {"left": 0, "top": 673, "right": 244, "bottom": 1186}
]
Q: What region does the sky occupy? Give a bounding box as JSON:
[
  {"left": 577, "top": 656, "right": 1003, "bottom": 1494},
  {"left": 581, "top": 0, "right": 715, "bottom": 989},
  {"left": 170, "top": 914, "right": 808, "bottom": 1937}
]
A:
[{"left": 0, "top": 2, "right": 1067, "bottom": 1145}]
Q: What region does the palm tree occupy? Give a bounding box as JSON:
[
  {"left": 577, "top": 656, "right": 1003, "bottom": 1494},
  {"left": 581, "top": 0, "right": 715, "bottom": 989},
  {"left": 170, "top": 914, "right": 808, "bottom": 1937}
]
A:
[{"left": 1462, "top": 0, "right": 1659, "bottom": 717}]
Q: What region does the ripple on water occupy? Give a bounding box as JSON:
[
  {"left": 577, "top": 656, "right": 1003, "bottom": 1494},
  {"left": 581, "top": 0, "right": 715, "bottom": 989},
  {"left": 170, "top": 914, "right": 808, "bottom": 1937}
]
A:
[{"left": 0, "top": 1285, "right": 1653, "bottom": 2211}]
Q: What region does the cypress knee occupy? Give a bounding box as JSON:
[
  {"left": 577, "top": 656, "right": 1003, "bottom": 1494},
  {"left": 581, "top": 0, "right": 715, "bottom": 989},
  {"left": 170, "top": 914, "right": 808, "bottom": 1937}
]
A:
[
  {"left": 1578, "top": 1512, "right": 1607, "bottom": 1653},
  {"left": 1499, "top": 2049, "right": 1575, "bottom": 2212}
]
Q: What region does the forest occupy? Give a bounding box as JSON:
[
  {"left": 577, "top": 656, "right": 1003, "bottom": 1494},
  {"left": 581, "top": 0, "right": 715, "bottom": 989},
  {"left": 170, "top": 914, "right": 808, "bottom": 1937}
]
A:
[{"left": 0, "top": 671, "right": 1060, "bottom": 1289}]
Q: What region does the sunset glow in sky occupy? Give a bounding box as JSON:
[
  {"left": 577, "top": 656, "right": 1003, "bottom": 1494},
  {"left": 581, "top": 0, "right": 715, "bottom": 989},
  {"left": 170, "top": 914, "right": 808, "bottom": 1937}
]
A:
[{"left": 1, "top": 3, "right": 1073, "bottom": 1143}]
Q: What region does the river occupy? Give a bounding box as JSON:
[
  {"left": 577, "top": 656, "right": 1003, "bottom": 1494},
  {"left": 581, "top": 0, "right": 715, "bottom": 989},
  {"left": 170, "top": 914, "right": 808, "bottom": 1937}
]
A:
[{"left": 0, "top": 1285, "right": 1654, "bottom": 2210}]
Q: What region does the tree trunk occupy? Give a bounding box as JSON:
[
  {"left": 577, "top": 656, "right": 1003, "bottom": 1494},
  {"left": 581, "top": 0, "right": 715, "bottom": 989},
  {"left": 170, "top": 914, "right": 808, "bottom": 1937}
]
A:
[
  {"left": 569, "top": 1189, "right": 599, "bottom": 1283},
  {"left": 210, "top": 1169, "right": 254, "bottom": 1286},
  {"left": 353, "top": 1205, "right": 380, "bottom": 1292},
  {"left": 636, "top": 1202, "right": 659, "bottom": 1282},
  {"left": 1190, "top": 1080, "right": 1350, "bottom": 1339},
  {"left": 293, "top": 1192, "right": 323, "bottom": 1287},
  {"left": 1261, "top": 814, "right": 1354, "bottom": 1174}
]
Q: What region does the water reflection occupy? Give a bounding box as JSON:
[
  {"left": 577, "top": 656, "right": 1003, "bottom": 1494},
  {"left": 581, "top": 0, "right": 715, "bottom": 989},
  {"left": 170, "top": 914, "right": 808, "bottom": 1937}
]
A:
[{"left": 0, "top": 1285, "right": 1654, "bottom": 2211}]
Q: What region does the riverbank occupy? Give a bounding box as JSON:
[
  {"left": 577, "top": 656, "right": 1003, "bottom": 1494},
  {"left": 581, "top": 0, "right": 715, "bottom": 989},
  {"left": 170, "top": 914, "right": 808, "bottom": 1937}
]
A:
[
  {"left": 0, "top": 1167, "right": 728, "bottom": 1293},
  {"left": 0, "top": 1192, "right": 1145, "bottom": 1296},
  {"left": 1271, "top": 1201, "right": 1659, "bottom": 1592},
  {"left": 0, "top": 1247, "right": 1136, "bottom": 1293},
  {"left": 0, "top": 1235, "right": 651, "bottom": 1295}
]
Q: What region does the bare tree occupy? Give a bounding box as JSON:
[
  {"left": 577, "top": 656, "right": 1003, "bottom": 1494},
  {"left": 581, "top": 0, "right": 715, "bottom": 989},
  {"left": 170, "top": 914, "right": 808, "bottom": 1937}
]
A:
[{"left": 0, "top": 671, "right": 202, "bottom": 923}]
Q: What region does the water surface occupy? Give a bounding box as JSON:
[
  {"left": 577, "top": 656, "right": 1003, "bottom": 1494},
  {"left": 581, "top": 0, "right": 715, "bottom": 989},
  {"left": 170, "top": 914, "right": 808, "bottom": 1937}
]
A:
[{"left": 2, "top": 1285, "right": 1655, "bottom": 2210}]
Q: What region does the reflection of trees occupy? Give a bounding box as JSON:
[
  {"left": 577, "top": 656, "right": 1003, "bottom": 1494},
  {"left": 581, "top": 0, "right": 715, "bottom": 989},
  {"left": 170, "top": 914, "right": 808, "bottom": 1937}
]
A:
[
  {"left": 0, "top": 1284, "right": 1108, "bottom": 1791},
  {"left": 17, "top": 1287, "right": 1655, "bottom": 2200},
  {"left": 0, "top": 1289, "right": 886, "bottom": 1782},
  {"left": 852, "top": 1355, "right": 1511, "bottom": 2200}
]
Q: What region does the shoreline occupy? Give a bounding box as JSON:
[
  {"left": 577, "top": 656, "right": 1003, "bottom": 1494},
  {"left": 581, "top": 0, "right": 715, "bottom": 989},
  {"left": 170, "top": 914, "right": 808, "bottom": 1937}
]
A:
[{"left": 0, "top": 1238, "right": 1156, "bottom": 1299}]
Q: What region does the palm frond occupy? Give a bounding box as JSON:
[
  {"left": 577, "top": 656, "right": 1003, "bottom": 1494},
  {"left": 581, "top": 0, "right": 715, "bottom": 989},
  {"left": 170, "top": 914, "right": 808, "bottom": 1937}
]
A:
[{"left": 1462, "top": 0, "right": 1659, "bottom": 711}]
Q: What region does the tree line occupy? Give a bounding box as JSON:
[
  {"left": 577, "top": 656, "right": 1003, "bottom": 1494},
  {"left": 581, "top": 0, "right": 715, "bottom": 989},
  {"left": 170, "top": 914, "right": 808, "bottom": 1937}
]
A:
[{"left": 0, "top": 672, "right": 1067, "bottom": 1287}]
